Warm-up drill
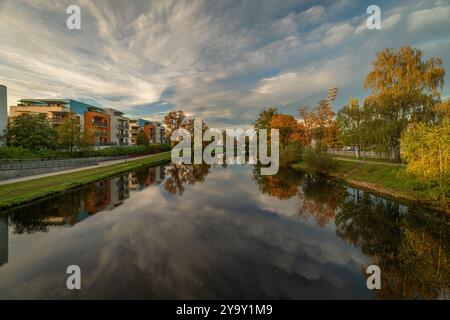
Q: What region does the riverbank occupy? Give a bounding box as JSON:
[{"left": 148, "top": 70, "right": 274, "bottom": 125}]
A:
[
  {"left": 292, "top": 159, "right": 450, "bottom": 214},
  {"left": 0, "top": 151, "right": 171, "bottom": 210}
]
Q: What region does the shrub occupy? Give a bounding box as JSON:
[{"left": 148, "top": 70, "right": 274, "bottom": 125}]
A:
[
  {"left": 280, "top": 141, "right": 303, "bottom": 167},
  {"left": 303, "top": 148, "right": 335, "bottom": 175}
]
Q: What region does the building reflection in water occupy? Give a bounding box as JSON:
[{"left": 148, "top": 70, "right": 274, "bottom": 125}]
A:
[{"left": 0, "top": 165, "right": 169, "bottom": 268}]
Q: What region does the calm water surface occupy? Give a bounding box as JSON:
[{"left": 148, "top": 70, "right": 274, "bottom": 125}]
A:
[{"left": 0, "top": 163, "right": 449, "bottom": 299}]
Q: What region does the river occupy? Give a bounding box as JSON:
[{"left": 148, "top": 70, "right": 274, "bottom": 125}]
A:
[{"left": 0, "top": 162, "right": 448, "bottom": 299}]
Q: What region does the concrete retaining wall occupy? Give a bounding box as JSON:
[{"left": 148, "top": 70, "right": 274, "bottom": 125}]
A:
[{"left": 0, "top": 156, "right": 123, "bottom": 180}]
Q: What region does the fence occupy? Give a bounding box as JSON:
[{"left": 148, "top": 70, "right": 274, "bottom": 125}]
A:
[
  {"left": 0, "top": 156, "right": 127, "bottom": 171},
  {"left": 327, "top": 149, "right": 396, "bottom": 160},
  {"left": 0, "top": 158, "right": 98, "bottom": 171}
]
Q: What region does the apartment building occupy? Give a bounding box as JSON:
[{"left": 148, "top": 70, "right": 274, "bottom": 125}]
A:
[
  {"left": 129, "top": 118, "right": 140, "bottom": 145},
  {"left": 129, "top": 118, "right": 157, "bottom": 145},
  {"left": 9, "top": 99, "right": 105, "bottom": 128},
  {"left": 104, "top": 108, "right": 129, "bottom": 145},
  {"left": 84, "top": 110, "right": 111, "bottom": 145}
]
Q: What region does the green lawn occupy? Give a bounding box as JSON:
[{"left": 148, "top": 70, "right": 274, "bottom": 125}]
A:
[
  {"left": 330, "top": 154, "right": 401, "bottom": 164},
  {"left": 0, "top": 152, "right": 171, "bottom": 210},
  {"left": 293, "top": 159, "right": 449, "bottom": 213}
]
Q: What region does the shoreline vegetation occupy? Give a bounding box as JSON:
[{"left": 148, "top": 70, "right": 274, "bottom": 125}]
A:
[
  {"left": 0, "top": 151, "right": 171, "bottom": 211},
  {"left": 292, "top": 159, "right": 450, "bottom": 214}
]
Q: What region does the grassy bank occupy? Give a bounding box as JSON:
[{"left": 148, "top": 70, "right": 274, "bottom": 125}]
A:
[
  {"left": 292, "top": 159, "right": 449, "bottom": 214},
  {"left": 0, "top": 152, "right": 171, "bottom": 210}
]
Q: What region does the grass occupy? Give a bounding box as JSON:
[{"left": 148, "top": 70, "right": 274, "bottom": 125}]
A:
[
  {"left": 330, "top": 154, "right": 401, "bottom": 164},
  {"left": 293, "top": 159, "right": 449, "bottom": 213},
  {"left": 0, "top": 151, "right": 171, "bottom": 210}
]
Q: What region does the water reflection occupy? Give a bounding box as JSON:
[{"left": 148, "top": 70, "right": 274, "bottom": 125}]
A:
[
  {"left": 252, "top": 167, "right": 450, "bottom": 299},
  {"left": 0, "top": 163, "right": 448, "bottom": 299}
]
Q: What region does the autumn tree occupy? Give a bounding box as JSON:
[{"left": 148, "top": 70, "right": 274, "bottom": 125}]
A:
[
  {"left": 299, "top": 100, "right": 335, "bottom": 149},
  {"left": 336, "top": 98, "right": 367, "bottom": 156},
  {"left": 364, "top": 46, "right": 446, "bottom": 160},
  {"left": 164, "top": 110, "right": 187, "bottom": 139},
  {"left": 400, "top": 117, "right": 450, "bottom": 200}
]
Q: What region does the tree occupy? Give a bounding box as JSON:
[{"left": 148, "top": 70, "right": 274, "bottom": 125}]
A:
[
  {"left": 57, "top": 113, "right": 81, "bottom": 151},
  {"left": 5, "top": 113, "right": 57, "bottom": 150},
  {"left": 336, "top": 98, "right": 366, "bottom": 156},
  {"left": 364, "top": 46, "right": 446, "bottom": 160},
  {"left": 298, "top": 106, "right": 317, "bottom": 147},
  {"left": 136, "top": 129, "right": 149, "bottom": 145},
  {"left": 299, "top": 100, "right": 335, "bottom": 148},
  {"left": 400, "top": 119, "right": 450, "bottom": 200},
  {"left": 79, "top": 127, "right": 97, "bottom": 150},
  {"left": 164, "top": 110, "right": 187, "bottom": 139},
  {"left": 253, "top": 107, "right": 279, "bottom": 130}
]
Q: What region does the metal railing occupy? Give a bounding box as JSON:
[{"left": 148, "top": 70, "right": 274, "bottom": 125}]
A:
[{"left": 0, "top": 158, "right": 98, "bottom": 171}]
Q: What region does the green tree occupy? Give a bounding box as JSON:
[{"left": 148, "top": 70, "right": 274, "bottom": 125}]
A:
[
  {"left": 5, "top": 113, "right": 57, "bottom": 150},
  {"left": 136, "top": 128, "right": 149, "bottom": 145},
  {"left": 56, "top": 113, "right": 81, "bottom": 151},
  {"left": 336, "top": 98, "right": 370, "bottom": 156},
  {"left": 253, "top": 107, "right": 279, "bottom": 130},
  {"left": 364, "top": 46, "right": 446, "bottom": 160}
]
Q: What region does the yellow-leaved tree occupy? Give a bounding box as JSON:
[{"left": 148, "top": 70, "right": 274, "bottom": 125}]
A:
[{"left": 400, "top": 100, "right": 450, "bottom": 200}]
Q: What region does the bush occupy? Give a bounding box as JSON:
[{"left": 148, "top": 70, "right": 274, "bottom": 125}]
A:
[
  {"left": 280, "top": 141, "right": 303, "bottom": 167},
  {"left": 303, "top": 148, "right": 335, "bottom": 175},
  {"left": 400, "top": 120, "right": 450, "bottom": 200}
]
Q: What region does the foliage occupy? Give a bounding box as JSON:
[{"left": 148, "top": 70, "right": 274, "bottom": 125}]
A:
[
  {"left": 136, "top": 128, "right": 149, "bottom": 145},
  {"left": 56, "top": 113, "right": 82, "bottom": 151},
  {"left": 303, "top": 148, "right": 335, "bottom": 175},
  {"left": 270, "top": 114, "right": 298, "bottom": 145},
  {"left": 279, "top": 141, "right": 303, "bottom": 167},
  {"left": 363, "top": 46, "right": 446, "bottom": 159},
  {"left": 400, "top": 119, "right": 450, "bottom": 200},
  {"left": 4, "top": 113, "right": 57, "bottom": 150},
  {"left": 299, "top": 100, "right": 336, "bottom": 147},
  {"left": 253, "top": 107, "right": 279, "bottom": 130}
]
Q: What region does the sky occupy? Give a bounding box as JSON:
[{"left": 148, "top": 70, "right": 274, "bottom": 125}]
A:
[{"left": 0, "top": 0, "right": 449, "bottom": 127}]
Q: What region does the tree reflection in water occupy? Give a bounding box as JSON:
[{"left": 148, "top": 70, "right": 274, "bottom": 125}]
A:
[
  {"left": 164, "top": 163, "right": 211, "bottom": 195},
  {"left": 253, "top": 165, "right": 450, "bottom": 298}
]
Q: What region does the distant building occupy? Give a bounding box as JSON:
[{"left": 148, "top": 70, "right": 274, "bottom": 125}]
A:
[
  {"left": 129, "top": 118, "right": 158, "bottom": 145},
  {"left": 129, "top": 118, "right": 140, "bottom": 145},
  {"left": 0, "top": 85, "right": 7, "bottom": 143},
  {"left": 9, "top": 99, "right": 100, "bottom": 128},
  {"left": 104, "top": 108, "right": 129, "bottom": 145}
]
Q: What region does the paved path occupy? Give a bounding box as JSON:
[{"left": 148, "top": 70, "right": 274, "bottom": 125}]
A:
[
  {"left": 332, "top": 157, "right": 403, "bottom": 166},
  {"left": 0, "top": 153, "right": 168, "bottom": 186}
]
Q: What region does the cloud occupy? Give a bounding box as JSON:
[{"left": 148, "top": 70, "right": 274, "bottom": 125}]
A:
[{"left": 0, "top": 0, "right": 449, "bottom": 126}]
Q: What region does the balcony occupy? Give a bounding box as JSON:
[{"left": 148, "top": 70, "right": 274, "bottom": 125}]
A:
[{"left": 92, "top": 121, "right": 108, "bottom": 128}]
